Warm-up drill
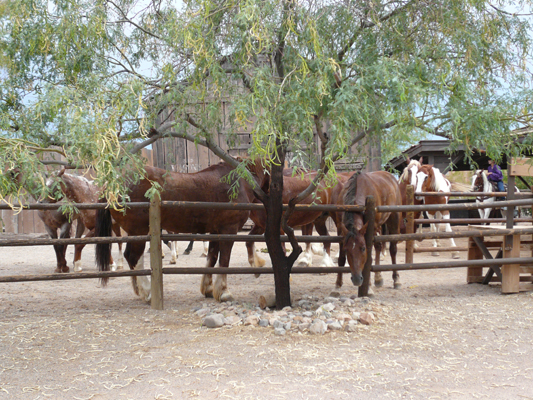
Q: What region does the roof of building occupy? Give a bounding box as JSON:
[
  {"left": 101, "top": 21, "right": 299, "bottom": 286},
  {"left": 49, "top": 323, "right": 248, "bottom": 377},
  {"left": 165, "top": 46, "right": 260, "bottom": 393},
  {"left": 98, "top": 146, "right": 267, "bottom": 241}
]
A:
[{"left": 387, "top": 129, "right": 533, "bottom": 173}]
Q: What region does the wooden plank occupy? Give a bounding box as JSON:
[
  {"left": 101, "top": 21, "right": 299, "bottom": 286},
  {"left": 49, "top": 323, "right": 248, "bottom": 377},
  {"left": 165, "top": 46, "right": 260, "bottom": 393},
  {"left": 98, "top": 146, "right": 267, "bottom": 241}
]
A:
[
  {"left": 186, "top": 138, "right": 200, "bottom": 172},
  {"left": 467, "top": 237, "right": 484, "bottom": 283},
  {"left": 519, "top": 283, "right": 533, "bottom": 292},
  {"left": 509, "top": 157, "right": 533, "bottom": 177},
  {"left": 1, "top": 209, "right": 17, "bottom": 234},
  {"left": 405, "top": 185, "right": 414, "bottom": 264},
  {"left": 149, "top": 195, "right": 163, "bottom": 310},
  {"left": 502, "top": 234, "right": 521, "bottom": 294}
]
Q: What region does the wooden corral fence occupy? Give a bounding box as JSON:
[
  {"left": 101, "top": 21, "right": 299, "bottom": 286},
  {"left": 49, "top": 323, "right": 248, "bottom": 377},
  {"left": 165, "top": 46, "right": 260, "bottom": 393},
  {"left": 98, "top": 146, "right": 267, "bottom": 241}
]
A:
[{"left": 2, "top": 190, "right": 533, "bottom": 309}]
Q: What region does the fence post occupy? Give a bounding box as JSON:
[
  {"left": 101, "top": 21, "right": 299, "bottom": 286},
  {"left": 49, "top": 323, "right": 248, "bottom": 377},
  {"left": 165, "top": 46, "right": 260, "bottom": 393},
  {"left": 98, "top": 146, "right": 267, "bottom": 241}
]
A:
[
  {"left": 149, "top": 194, "right": 164, "bottom": 310},
  {"left": 359, "top": 195, "right": 376, "bottom": 298},
  {"left": 405, "top": 185, "right": 414, "bottom": 264}
]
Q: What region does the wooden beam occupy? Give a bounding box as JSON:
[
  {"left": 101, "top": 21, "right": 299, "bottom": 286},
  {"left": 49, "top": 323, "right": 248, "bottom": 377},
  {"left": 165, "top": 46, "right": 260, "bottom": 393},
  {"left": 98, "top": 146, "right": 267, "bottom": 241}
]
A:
[{"left": 149, "top": 195, "right": 164, "bottom": 310}]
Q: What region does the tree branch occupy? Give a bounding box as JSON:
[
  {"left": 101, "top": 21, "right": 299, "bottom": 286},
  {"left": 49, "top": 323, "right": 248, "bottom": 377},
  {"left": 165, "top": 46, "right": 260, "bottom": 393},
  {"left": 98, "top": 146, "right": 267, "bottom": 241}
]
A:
[{"left": 338, "top": 0, "right": 419, "bottom": 61}]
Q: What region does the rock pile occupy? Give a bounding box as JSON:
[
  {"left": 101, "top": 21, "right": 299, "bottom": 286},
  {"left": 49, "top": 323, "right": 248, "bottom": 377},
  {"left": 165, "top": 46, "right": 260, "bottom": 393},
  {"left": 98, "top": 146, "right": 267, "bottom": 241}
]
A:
[{"left": 193, "top": 292, "right": 380, "bottom": 335}]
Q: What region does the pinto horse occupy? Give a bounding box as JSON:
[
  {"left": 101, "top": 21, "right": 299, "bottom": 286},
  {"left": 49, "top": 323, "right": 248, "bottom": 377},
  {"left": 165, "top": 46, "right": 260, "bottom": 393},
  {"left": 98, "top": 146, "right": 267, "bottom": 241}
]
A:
[
  {"left": 95, "top": 162, "right": 256, "bottom": 303},
  {"left": 334, "top": 171, "right": 402, "bottom": 291},
  {"left": 415, "top": 166, "right": 460, "bottom": 259},
  {"left": 55, "top": 169, "right": 124, "bottom": 271},
  {"left": 398, "top": 159, "right": 426, "bottom": 232},
  {"left": 471, "top": 170, "right": 520, "bottom": 222}
]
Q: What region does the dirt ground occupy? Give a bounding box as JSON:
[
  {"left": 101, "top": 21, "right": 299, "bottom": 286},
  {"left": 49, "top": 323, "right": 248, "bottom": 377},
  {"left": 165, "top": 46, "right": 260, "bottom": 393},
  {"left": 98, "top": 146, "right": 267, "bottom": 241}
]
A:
[{"left": 1, "top": 227, "right": 533, "bottom": 400}]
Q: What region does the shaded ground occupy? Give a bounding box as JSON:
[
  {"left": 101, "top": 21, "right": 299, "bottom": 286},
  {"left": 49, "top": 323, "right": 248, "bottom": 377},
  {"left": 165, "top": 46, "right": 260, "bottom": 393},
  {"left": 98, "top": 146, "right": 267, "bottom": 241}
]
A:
[{"left": 1, "top": 227, "right": 533, "bottom": 399}]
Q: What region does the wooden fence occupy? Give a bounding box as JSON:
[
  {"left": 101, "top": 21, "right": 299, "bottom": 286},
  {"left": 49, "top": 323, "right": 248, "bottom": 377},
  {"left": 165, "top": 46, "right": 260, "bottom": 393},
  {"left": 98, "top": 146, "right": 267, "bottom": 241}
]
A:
[{"left": 2, "top": 191, "right": 533, "bottom": 309}]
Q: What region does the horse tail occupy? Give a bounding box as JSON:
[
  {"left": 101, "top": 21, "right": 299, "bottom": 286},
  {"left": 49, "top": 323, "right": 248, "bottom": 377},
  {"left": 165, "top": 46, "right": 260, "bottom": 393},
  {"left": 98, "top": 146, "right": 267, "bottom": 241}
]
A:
[{"left": 95, "top": 208, "right": 113, "bottom": 286}]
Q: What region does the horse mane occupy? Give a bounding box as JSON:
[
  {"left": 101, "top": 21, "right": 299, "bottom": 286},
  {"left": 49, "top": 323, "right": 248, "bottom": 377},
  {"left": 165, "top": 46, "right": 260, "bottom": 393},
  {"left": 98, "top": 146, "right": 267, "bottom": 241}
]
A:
[
  {"left": 342, "top": 171, "right": 361, "bottom": 231},
  {"left": 428, "top": 167, "right": 451, "bottom": 192},
  {"left": 399, "top": 159, "right": 422, "bottom": 183}
]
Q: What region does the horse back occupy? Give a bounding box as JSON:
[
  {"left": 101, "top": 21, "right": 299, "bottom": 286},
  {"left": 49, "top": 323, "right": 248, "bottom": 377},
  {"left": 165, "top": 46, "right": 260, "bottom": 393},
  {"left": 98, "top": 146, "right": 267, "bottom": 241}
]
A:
[
  {"left": 114, "top": 164, "right": 252, "bottom": 235},
  {"left": 341, "top": 171, "right": 402, "bottom": 228}
]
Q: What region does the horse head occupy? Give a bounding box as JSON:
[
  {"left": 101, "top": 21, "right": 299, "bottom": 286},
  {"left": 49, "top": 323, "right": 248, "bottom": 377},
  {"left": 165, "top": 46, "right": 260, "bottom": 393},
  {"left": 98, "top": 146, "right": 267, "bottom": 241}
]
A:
[
  {"left": 471, "top": 170, "right": 485, "bottom": 192},
  {"left": 341, "top": 172, "right": 370, "bottom": 286},
  {"left": 340, "top": 219, "right": 368, "bottom": 286}
]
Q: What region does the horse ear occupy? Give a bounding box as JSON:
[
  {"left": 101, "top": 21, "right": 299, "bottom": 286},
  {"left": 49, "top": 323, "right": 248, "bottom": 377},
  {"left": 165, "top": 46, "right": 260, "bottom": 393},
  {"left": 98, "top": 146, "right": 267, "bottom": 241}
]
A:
[
  {"left": 360, "top": 222, "right": 369, "bottom": 235},
  {"left": 419, "top": 157, "right": 423, "bottom": 164},
  {"left": 340, "top": 223, "right": 349, "bottom": 237},
  {"left": 57, "top": 167, "right": 66, "bottom": 177}
]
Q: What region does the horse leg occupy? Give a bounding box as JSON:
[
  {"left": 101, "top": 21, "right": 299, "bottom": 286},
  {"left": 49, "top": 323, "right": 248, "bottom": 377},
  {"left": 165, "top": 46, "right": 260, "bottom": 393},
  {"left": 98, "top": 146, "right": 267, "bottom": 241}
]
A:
[
  {"left": 426, "top": 213, "right": 439, "bottom": 256},
  {"left": 387, "top": 212, "right": 401, "bottom": 289},
  {"left": 246, "top": 224, "right": 266, "bottom": 276},
  {"left": 373, "top": 241, "right": 383, "bottom": 288},
  {"left": 111, "top": 224, "right": 124, "bottom": 270},
  {"left": 314, "top": 220, "right": 335, "bottom": 267},
  {"left": 201, "top": 241, "right": 209, "bottom": 257},
  {"left": 184, "top": 241, "right": 194, "bottom": 255},
  {"left": 75, "top": 228, "right": 96, "bottom": 273},
  {"left": 200, "top": 241, "right": 219, "bottom": 298},
  {"left": 390, "top": 240, "right": 401, "bottom": 288},
  {"left": 297, "top": 242, "right": 314, "bottom": 266},
  {"left": 169, "top": 241, "right": 178, "bottom": 264},
  {"left": 213, "top": 241, "right": 236, "bottom": 302},
  {"left": 56, "top": 221, "right": 72, "bottom": 273},
  {"left": 124, "top": 242, "right": 150, "bottom": 302},
  {"left": 335, "top": 232, "right": 346, "bottom": 289},
  {"left": 443, "top": 212, "right": 460, "bottom": 259},
  {"left": 46, "top": 225, "right": 68, "bottom": 273}
]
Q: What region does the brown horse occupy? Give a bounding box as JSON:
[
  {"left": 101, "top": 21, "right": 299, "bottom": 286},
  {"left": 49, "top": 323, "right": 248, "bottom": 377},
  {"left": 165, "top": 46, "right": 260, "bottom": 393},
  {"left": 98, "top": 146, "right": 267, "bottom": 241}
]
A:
[
  {"left": 95, "top": 162, "right": 257, "bottom": 303},
  {"left": 415, "top": 165, "right": 460, "bottom": 258},
  {"left": 245, "top": 168, "right": 340, "bottom": 271},
  {"left": 334, "top": 171, "right": 402, "bottom": 290},
  {"left": 297, "top": 171, "right": 359, "bottom": 266},
  {"left": 55, "top": 169, "right": 124, "bottom": 271},
  {"left": 38, "top": 195, "right": 86, "bottom": 273},
  {"left": 6, "top": 166, "right": 86, "bottom": 273}
]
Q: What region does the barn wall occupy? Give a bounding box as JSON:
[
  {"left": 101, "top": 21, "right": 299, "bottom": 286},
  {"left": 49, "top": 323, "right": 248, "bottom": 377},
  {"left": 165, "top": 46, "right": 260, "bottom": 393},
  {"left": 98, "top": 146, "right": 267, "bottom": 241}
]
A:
[{"left": 153, "top": 102, "right": 380, "bottom": 173}]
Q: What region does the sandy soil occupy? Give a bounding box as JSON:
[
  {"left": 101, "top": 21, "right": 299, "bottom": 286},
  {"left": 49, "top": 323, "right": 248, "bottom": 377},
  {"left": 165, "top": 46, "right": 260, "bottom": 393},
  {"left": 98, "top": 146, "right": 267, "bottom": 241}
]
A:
[{"left": 1, "top": 227, "right": 533, "bottom": 400}]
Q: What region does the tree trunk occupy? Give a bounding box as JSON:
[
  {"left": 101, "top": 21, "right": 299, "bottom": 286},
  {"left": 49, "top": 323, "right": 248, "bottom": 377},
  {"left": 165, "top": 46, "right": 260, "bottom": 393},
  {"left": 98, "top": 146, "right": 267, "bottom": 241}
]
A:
[{"left": 263, "top": 154, "right": 292, "bottom": 308}]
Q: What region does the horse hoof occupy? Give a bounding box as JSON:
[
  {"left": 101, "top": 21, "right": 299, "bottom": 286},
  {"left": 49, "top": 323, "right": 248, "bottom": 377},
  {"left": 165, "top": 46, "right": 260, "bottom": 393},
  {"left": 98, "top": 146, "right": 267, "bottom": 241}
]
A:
[
  {"left": 394, "top": 282, "right": 402, "bottom": 289},
  {"left": 219, "top": 292, "right": 234, "bottom": 303},
  {"left": 431, "top": 252, "right": 440, "bottom": 257},
  {"left": 452, "top": 252, "right": 461, "bottom": 259},
  {"left": 254, "top": 273, "right": 261, "bottom": 278},
  {"left": 374, "top": 279, "right": 384, "bottom": 288},
  {"left": 367, "top": 288, "right": 375, "bottom": 297},
  {"left": 110, "top": 263, "right": 117, "bottom": 272},
  {"left": 74, "top": 261, "right": 83, "bottom": 272},
  {"left": 170, "top": 260, "right": 177, "bottom": 265}
]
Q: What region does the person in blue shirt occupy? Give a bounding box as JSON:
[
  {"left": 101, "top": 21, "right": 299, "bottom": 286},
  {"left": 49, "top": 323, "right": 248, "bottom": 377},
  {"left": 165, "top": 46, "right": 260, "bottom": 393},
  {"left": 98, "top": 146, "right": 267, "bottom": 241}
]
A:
[{"left": 487, "top": 158, "right": 505, "bottom": 192}]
